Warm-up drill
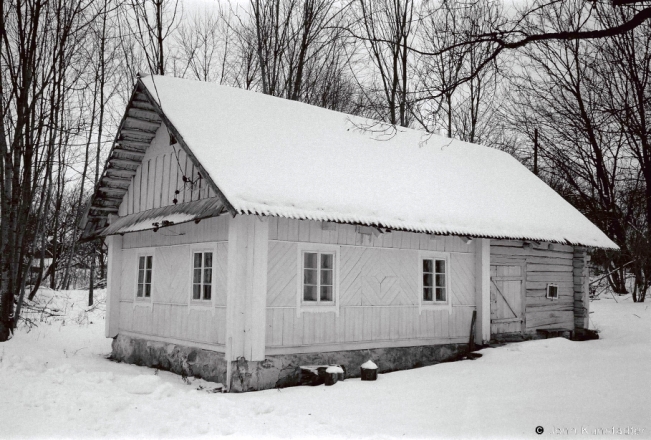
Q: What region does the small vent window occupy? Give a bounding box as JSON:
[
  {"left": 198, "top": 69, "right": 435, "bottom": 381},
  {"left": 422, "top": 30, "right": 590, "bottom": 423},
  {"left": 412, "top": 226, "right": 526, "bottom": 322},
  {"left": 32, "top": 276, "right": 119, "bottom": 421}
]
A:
[{"left": 546, "top": 283, "right": 559, "bottom": 300}]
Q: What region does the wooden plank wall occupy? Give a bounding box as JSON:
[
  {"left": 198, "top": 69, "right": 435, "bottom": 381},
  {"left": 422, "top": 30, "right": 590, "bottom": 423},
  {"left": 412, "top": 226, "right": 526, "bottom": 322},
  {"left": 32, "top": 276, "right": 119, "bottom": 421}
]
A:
[
  {"left": 122, "top": 215, "right": 229, "bottom": 249},
  {"left": 118, "top": 215, "right": 229, "bottom": 350},
  {"left": 265, "top": 218, "right": 477, "bottom": 352},
  {"left": 118, "top": 124, "right": 216, "bottom": 217},
  {"left": 490, "top": 239, "right": 575, "bottom": 331}
]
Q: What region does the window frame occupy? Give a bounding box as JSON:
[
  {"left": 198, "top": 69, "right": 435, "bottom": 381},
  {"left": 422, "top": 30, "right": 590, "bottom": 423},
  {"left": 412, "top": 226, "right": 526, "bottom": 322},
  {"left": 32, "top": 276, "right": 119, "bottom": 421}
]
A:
[
  {"left": 546, "top": 283, "right": 559, "bottom": 300},
  {"left": 189, "top": 244, "right": 217, "bottom": 307},
  {"left": 296, "top": 243, "right": 340, "bottom": 316},
  {"left": 134, "top": 252, "right": 154, "bottom": 303},
  {"left": 418, "top": 251, "right": 451, "bottom": 313}
]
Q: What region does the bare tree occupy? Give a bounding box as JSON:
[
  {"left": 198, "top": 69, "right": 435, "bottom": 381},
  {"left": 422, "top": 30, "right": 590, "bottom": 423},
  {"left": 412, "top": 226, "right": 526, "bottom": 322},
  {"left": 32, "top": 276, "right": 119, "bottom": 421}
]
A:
[
  {"left": 175, "top": 6, "right": 234, "bottom": 83},
  {"left": 503, "top": 0, "right": 649, "bottom": 299},
  {"left": 127, "top": 0, "right": 180, "bottom": 75},
  {"left": 245, "top": 0, "right": 356, "bottom": 111},
  {"left": 0, "top": 0, "right": 97, "bottom": 340},
  {"left": 353, "top": 0, "right": 416, "bottom": 127},
  {"left": 596, "top": 6, "right": 651, "bottom": 301}
]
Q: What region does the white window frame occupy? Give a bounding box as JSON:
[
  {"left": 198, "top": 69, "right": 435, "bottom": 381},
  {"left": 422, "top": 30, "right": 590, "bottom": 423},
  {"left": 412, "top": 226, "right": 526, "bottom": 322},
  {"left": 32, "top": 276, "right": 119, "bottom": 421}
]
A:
[
  {"left": 189, "top": 244, "right": 217, "bottom": 309},
  {"left": 296, "top": 243, "right": 340, "bottom": 316},
  {"left": 418, "top": 250, "right": 452, "bottom": 314},
  {"left": 134, "top": 251, "right": 154, "bottom": 304},
  {"left": 546, "top": 283, "right": 559, "bottom": 300}
]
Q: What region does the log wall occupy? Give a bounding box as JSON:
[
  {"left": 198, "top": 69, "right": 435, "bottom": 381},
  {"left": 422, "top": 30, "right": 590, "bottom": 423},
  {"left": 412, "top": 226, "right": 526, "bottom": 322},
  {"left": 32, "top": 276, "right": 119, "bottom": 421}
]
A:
[
  {"left": 573, "top": 247, "right": 590, "bottom": 330},
  {"left": 490, "top": 239, "right": 576, "bottom": 332}
]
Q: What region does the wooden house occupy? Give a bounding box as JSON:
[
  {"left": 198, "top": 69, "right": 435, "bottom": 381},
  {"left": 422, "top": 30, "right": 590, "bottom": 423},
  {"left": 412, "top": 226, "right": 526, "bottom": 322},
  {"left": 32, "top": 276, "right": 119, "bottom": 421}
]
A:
[{"left": 80, "top": 75, "right": 617, "bottom": 392}]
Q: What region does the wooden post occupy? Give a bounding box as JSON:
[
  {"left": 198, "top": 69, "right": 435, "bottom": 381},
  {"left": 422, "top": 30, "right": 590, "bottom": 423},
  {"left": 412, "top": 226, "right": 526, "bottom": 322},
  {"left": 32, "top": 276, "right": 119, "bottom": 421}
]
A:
[
  {"left": 105, "top": 234, "right": 123, "bottom": 338},
  {"left": 573, "top": 247, "right": 589, "bottom": 330},
  {"left": 474, "top": 238, "right": 490, "bottom": 345},
  {"left": 533, "top": 129, "right": 539, "bottom": 176},
  {"left": 468, "top": 310, "right": 477, "bottom": 352},
  {"left": 225, "top": 215, "right": 269, "bottom": 388}
]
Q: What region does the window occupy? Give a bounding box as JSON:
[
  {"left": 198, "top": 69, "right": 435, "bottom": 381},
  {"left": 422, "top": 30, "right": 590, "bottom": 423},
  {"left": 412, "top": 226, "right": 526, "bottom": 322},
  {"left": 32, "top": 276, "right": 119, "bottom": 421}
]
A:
[
  {"left": 137, "top": 255, "right": 153, "bottom": 299},
  {"left": 302, "top": 252, "right": 334, "bottom": 303},
  {"left": 546, "top": 283, "right": 558, "bottom": 300},
  {"left": 192, "top": 251, "right": 213, "bottom": 301},
  {"left": 422, "top": 258, "right": 446, "bottom": 302},
  {"left": 418, "top": 251, "right": 450, "bottom": 312},
  {"left": 296, "top": 243, "right": 340, "bottom": 315}
]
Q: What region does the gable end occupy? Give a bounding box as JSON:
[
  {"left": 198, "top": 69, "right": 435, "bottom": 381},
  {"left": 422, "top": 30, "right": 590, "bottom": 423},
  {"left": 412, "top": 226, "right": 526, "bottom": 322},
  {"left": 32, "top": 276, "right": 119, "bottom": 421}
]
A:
[{"left": 80, "top": 78, "right": 235, "bottom": 240}]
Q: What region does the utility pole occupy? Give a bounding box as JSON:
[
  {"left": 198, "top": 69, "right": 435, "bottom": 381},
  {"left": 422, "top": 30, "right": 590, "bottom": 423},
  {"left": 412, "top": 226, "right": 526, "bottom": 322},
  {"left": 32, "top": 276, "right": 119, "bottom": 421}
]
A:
[{"left": 533, "top": 128, "right": 539, "bottom": 176}]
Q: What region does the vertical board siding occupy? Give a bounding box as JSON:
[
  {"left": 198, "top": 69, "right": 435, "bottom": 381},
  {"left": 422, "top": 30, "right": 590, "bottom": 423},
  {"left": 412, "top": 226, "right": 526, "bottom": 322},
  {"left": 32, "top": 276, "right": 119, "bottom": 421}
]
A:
[
  {"left": 118, "top": 123, "right": 213, "bottom": 217},
  {"left": 266, "top": 219, "right": 476, "bottom": 350},
  {"left": 117, "top": 216, "right": 229, "bottom": 348},
  {"left": 490, "top": 239, "right": 575, "bottom": 331}
]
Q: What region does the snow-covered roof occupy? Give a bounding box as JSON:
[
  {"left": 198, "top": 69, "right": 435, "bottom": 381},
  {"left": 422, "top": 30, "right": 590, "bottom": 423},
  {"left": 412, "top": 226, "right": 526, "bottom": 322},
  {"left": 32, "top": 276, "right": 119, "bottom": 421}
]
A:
[{"left": 138, "top": 75, "right": 617, "bottom": 249}]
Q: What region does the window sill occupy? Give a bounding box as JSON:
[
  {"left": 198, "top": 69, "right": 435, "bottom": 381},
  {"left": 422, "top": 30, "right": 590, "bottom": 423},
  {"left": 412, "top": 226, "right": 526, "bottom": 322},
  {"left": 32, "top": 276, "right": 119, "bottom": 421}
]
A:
[
  {"left": 189, "top": 300, "right": 213, "bottom": 307},
  {"left": 187, "top": 300, "right": 215, "bottom": 315},
  {"left": 297, "top": 304, "right": 339, "bottom": 316},
  {"left": 419, "top": 303, "right": 451, "bottom": 314},
  {"left": 133, "top": 299, "right": 153, "bottom": 310}
]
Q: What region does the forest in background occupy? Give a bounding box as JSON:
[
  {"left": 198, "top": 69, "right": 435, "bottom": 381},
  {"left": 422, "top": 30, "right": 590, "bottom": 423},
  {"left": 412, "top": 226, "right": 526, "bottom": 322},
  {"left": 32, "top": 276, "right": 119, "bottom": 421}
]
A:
[{"left": 1, "top": 0, "right": 651, "bottom": 341}]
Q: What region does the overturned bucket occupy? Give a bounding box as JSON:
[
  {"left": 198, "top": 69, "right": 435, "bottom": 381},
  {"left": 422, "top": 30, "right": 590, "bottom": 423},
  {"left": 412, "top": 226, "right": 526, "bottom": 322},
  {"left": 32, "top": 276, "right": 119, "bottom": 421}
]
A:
[{"left": 360, "top": 360, "right": 378, "bottom": 381}]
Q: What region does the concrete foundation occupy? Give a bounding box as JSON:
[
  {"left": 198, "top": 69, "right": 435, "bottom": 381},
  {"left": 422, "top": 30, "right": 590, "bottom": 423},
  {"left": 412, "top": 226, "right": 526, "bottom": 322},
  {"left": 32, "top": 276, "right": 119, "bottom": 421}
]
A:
[{"left": 111, "top": 334, "right": 468, "bottom": 392}]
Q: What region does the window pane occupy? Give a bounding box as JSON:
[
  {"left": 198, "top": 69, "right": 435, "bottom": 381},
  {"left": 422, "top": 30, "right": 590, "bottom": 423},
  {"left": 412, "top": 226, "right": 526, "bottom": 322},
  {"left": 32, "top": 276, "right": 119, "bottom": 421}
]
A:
[
  {"left": 321, "top": 269, "right": 333, "bottom": 286},
  {"left": 423, "top": 273, "right": 433, "bottom": 288},
  {"left": 138, "top": 269, "right": 144, "bottom": 284},
  {"left": 320, "top": 285, "right": 333, "bottom": 301},
  {"left": 204, "top": 252, "right": 212, "bottom": 268},
  {"left": 194, "top": 253, "right": 202, "bottom": 269},
  {"left": 304, "top": 285, "right": 317, "bottom": 301},
  {"left": 436, "top": 274, "right": 445, "bottom": 288},
  {"left": 321, "top": 254, "right": 333, "bottom": 269},
  {"left": 435, "top": 259, "right": 445, "bottom": 274},
  {"left": 304, "top": 252, "right": 317, "bottom": 269},
  {"left": 145, "top": 284, "right": 151, "bottom": 297},
  {"left": 203, "top": 285, "right": 212, "bottom": 300},
  {"left": 145, "top": 269, "right": 152, "bottom": 284},
  {"left": 193, "top": 284, "right": 201, "bottom": 300},
  {"left": 423, "top": 259, "right": 433, "bottom": 273},
  {"left": 423, "top": 287, "right": 433, "bottom": 301},
  {"left": 139, "top": 256, "right": 145, "bottom": 270},
  {"left": 137, "top": 283, "right": 143, "bottom": 297},
  {"left": 146, "top": 256, "right": 153, "bottom": 270},
  {"left": 193, "top": 268, "right": 202, "bottom": 284},
  {"left": 304, "top": 268, "right": 317, "bottom": 285},
  {"left": 204, "top": 268, "right": 212, "bottom": 285},
  {"left": 436, "top": 287, "right": 446, "bottom": 302}
]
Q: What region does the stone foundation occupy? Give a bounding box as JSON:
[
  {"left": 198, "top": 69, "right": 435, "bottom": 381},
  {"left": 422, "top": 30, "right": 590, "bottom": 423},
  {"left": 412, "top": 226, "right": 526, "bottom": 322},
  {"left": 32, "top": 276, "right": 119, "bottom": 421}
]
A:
[
  {"left": 229, "top": 343, "right": 469, "bottom": 392},
  {"left": 111, "top": 334, "right": 468, "bottom": 392},
  {"left": 111, "top": 334, "right": 227, "bottom": 384}
]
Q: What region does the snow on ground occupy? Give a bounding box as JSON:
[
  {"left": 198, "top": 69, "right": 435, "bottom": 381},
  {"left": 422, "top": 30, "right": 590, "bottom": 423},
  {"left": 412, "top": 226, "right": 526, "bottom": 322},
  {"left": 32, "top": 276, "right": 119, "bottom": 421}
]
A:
[{"left": 1, "top": 289, "right": 649, "bottom": 439}]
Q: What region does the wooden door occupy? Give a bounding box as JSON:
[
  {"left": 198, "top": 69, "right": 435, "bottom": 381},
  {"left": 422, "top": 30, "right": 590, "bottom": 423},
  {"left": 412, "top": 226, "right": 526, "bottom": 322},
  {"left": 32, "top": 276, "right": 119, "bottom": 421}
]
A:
[{"left": 490, "top": 264, "right": 525, "bottom": 336}]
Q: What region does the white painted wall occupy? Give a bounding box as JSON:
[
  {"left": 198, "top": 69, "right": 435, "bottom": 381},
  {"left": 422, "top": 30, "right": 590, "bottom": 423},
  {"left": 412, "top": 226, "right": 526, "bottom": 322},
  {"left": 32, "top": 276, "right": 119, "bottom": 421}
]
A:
[
  {"left": 116, "top": 215, "right": 229, "bottom": 351},
  {"left": 118, "top": 123, "right": 215, "bottom": 217},
  {"left": 265, "top": 218, "right": 477, "bottom": 354}
]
